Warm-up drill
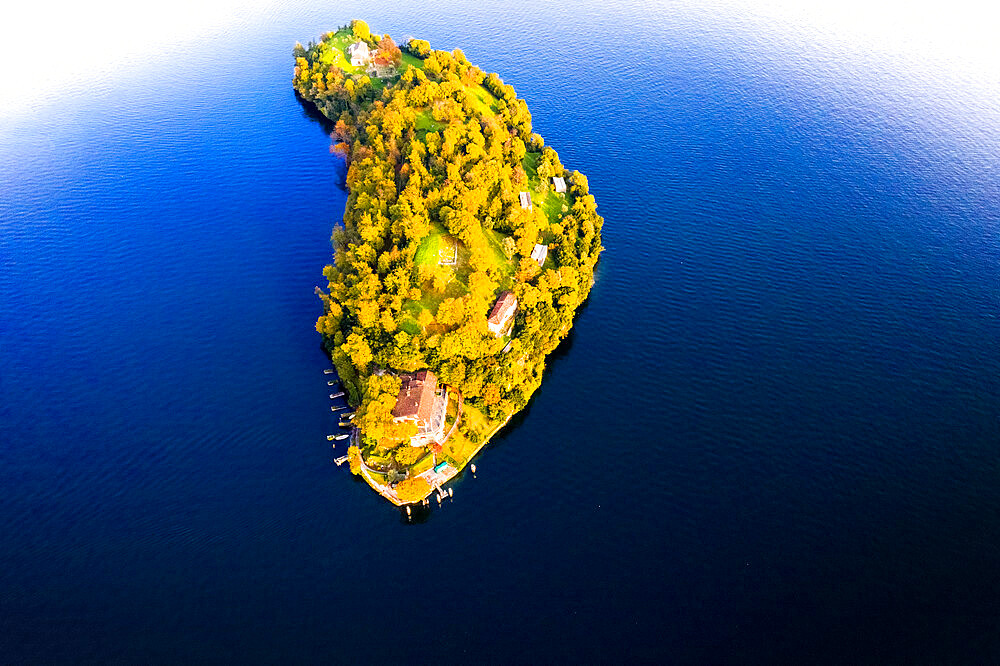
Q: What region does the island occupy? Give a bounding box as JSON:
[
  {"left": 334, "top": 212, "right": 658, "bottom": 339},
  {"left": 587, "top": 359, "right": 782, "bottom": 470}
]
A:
[{"left": 294, "top": 20, "right": 603, "bottom": 506}]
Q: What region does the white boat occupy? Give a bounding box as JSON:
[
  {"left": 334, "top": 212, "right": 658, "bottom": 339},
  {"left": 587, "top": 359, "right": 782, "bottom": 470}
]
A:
[
  {"left": 324, "top": 369, "right": 334, "bottom": 374},
  {"left": 335, "top": 434, "right": 349, "bottom": 441},
  {"left": 327, "top": 435, "right": 335, "bottom": 441}
]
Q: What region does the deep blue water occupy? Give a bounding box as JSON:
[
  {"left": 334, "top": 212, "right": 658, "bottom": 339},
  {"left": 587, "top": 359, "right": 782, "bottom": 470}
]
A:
[{"left": 3, "top": 1, "right": 1000, "bottom": 662}]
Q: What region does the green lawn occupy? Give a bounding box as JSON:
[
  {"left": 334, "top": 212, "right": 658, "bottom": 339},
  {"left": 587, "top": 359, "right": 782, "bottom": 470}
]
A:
[
  {"left": 409, "top": 450, "right": 436, "bottom": 476},
  {"left": 400, "top": 51, "right": 424, "bottom": 71},
  {"left": 522, "top": 151, "right": 541, "bottom": 180},
  {"left": 483, "top": 228, "right": 515, "bottom": 282},
  {"left": 441, "top": 402, "right": 497, "bottom": 467},
  {"left": 403, "top": 221, "right": 520, "bottom": 328},
  {"left": 320, "top": 31, "right": 365, "bottom": 74},
  {"left": 469, "top": 84, "right": 498, "bottom": 117},
  {"left": 401, "top": 226, "right": 469, "bottom": 331},
  {"left": 414, "top": 224, "right": 448, "bottom": 267},
  {"left": 415, "top": 108, "right": 446, "bottom": 133},
  {"left": 321, "top": 29, "right": 423, "bottom": 83},
  {"left": 521, "top": 151, "right": 575, "bottom": 234}
]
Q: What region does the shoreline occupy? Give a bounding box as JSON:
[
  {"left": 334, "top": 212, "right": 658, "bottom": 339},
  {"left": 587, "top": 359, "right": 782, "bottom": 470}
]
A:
[{"left": 356, "top": 411, "right": 514, "bottom": 506}]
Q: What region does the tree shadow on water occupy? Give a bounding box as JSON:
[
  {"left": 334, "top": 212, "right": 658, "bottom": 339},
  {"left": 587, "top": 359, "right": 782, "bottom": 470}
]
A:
[
  {"left": 295, "top": 92, "right": 348, "bottom": 187},
  {"left": 295, "top": 91, "right": 335, "bottom": 134}
]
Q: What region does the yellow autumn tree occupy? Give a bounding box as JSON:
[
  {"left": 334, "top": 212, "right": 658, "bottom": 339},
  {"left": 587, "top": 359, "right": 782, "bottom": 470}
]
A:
[{"left": 395, "top": 477, "right": 431, "bottom": 503}]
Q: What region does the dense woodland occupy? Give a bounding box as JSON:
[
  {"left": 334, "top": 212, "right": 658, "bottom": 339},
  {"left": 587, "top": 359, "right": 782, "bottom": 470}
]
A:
[{"left": 295, "top": 21, "right": 602, "bottom": 462}]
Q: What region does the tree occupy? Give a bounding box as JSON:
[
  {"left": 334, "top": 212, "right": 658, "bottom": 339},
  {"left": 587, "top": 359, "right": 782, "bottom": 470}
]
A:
[
  {"left": 417, "top": 309, "right": 435, "bottom": 331},
  {"left": 351, "top": 19, "right": 370, "bottom": 42},
  {"left": 378, "top": 35, "right": 403, "bottom": 67},
  {"left": 395, "top": 476, "right": 431, "bottom": 503},
  {"left": 501, "top": 235, "right": 516, "bottom": 260},
  {"left": 482, "top": 383, "right": 501, "bottom": 406},
  {"left": 395, "top": 445, "right": 426, "bottom": 466},
  {"left": 436, "top": 298, "right": 465, "bottom": 327},
  {"left": 348, "top": 445, "right": 362, "bottom": 475},
  {"left": 344, "top": 332, "right": 373, "bottom": 369},
  {"left": 408, "top": 39, "right": 431, "bottom": 58}
]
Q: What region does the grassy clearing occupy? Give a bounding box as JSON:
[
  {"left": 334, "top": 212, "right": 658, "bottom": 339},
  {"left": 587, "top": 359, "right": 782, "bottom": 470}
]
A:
[
  {"left": 414, "top": 226, "right": 446, "bottom": 267},
  {"left": 320, "top": 31, "right": 364, "bottom": 74},
  {"left": 539, "top": 190, "right": 565, "bottom": 221},
  {"left": 483, "top": 228, "right": 515, "bottom": 283},
  {"left": 410, "top": 451, "right": 436, "bottom": 476},
  {"left": 441, "top": 402, "right": 493, "bottom": 466},
  {"left": 400, "top": 51, "right": 424, "bottom": 72},
  {"left": 365, "top": 468, "right": 388, "bottom": 487},
  {"left": 522, "top": 151, "right": 541, "bottom": 181},
  {"left": 415, "top": 109, "right": 446, "bottom": 133},
  {"left": 469, "top": 85, "right": 498, "bottom": 117}
]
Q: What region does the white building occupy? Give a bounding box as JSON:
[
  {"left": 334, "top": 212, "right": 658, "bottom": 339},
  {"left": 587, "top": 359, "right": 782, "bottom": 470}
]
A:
[
  {"left": 518, "top": 191, "right": 532, "bottom": 211},
  {"left": 552, "top": 176, "right": 566, "bottom": 193},
  {"left": 347, "top": 41, "right": 370, "bottom": 67},
  {"left": 530, "top": 243, "right": 548, "bottom": 267}
]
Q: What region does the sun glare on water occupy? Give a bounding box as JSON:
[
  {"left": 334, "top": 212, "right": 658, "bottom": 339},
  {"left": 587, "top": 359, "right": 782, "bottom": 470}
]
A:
[
  {"left": 0, "top": 0, "right": 274, "bottom": 116},
  {"left": 709, "top": 0, "right": 1000, "bottom": 83},
  {"left": 2, "top": 0, "right": 998, "bottom": 117}
]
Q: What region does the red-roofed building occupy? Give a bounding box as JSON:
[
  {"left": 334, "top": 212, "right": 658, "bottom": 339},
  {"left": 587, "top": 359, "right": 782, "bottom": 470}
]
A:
[
  {"left": 392, "top": 370, "right": 448, "bottom": 446},
  {"left": 487, "top": 290, "right": 518, "bottom": 337},
  {"left": 369, "top": 54, "right": 396, "bottom": 78}
]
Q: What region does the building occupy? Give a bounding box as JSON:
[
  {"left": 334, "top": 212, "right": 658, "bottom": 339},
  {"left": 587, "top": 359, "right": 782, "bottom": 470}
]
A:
[
  {"left": 530, "top": 243, "right": 548, "bottom": 267},
  {"left": 487, "top": 290, "right": 518, "bottom": 337},
  {"left": 392, "top": 370, "right": 448, "bottom": 446},
  {"left": 518, "top": 191, "right": 532, "bottom": 211},
  {"left": 347, "top": 41, "right": 370, "bottom": 67},
  {"left": 552, "top": 176, "right": 567, "bottom": 193},
  {"left": 369, "top": 55, "right": 396, "bottom": 78}
]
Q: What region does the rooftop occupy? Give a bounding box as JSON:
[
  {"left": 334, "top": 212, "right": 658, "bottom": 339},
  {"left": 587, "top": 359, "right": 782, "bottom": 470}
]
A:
[
  {"left": 392, "top": 369, "right": 439, "bottom": 422},
  {"left": 488, "top": 290, "right": 518, "bottom": 326}
]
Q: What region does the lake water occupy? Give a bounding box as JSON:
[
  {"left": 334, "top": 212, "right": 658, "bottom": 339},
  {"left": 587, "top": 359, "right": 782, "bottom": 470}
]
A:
[{"left": 2, "top": 1, "right": 999, "bottom": 661}]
